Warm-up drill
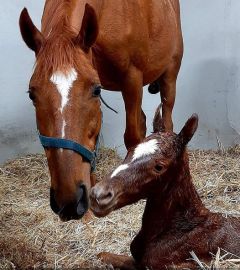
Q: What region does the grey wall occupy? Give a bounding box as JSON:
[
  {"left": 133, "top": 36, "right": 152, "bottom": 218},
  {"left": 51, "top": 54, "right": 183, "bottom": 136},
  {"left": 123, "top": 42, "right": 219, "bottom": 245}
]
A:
[
  {"left": 1, "top": 0, "right": 240, "bottom": 163},
  {"left": 0, "top": 1, "right": 45, "bottom": 163}
]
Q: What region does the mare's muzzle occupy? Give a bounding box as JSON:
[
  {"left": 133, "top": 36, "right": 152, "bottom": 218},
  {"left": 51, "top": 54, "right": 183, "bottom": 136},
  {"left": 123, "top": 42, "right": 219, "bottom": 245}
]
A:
[
  {"left": 38, "top": 130, "right": 100, "bottom": 220},
  {"left": 50, "top": 184, "right": 88, "bottom": 221}
]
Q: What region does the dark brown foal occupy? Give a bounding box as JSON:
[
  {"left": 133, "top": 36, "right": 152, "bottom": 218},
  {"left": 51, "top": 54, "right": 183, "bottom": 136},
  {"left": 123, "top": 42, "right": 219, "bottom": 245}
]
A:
[{"left": 90, "top": 106, "right": 240, "bottom": 269}]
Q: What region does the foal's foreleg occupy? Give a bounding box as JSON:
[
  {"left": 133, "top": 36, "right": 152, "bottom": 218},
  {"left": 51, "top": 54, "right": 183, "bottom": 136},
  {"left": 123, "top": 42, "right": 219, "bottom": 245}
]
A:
[
  {"left": 122, "top": 67, "right": 146, "bottom": 149},
  {"left": 98, "top": 252, "right": 137, "bottom": 270}
]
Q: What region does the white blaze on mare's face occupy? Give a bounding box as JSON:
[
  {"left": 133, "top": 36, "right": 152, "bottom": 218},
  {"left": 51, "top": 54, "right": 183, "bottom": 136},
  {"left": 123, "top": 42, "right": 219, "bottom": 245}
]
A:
[
  {"left": 111, "top": 164, "right": 129, "bottom": 178},
  {"left": 132, "top": 139, "right": 158, "bottom": 161},
  {"left": 50, "top": 68, "right": 77, "bottom": 138},
  {"left": 50, "top": 68, "right": 77, "bottom": 114},
  {"left": 61, "top": 120, "right": 66, "bottom": 138}
]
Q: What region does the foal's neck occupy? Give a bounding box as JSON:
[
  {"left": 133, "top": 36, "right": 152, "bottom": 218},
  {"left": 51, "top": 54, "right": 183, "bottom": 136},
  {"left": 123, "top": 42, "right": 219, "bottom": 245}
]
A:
[{"left": 141, "top": 151, "right": 208, "bottom": 240}]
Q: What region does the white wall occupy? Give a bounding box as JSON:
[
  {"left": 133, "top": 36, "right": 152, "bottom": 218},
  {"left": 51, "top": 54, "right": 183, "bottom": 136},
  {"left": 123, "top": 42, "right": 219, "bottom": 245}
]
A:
[
  {"left": 1, "top": 0, "right": 240, "bottom": 163},
  {"left": 0, "top": 1, "right": 45, "bottom": 163}
]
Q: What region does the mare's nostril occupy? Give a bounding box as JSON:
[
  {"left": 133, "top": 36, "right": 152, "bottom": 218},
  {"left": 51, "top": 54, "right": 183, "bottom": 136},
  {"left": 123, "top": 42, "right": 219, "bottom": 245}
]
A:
[
  {"left": 50, "top": 188, "right": 60, "bottom": 214},
  {"left": 76, "top": 184, "right": 88, "bottom": 216},
  {"left": 50, "top": 185, "right": 89, "bottom": 220},
  {"left": 76, "top": 185, "right": 84, "bottom": 201}
]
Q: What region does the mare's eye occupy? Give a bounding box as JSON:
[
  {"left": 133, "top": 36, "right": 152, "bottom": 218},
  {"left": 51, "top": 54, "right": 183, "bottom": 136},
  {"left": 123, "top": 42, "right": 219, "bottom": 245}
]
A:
[
  {"left": 155, "top": 164, "right": 163, "bottom": 172},
  {"left": 92, "top": 85, "right": 101, "bottom": 97},
  {"left": 28, "top": 90, "right": 35, "bottom": 102}
]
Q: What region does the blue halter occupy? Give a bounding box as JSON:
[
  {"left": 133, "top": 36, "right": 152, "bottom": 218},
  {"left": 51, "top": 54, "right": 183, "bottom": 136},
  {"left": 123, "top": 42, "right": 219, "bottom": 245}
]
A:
[
  {"left": 38, "top": 132, "right": 100, "bottom": 172},
  {"left": 38, "top": 111, "right": 102, "bottom": 172}
]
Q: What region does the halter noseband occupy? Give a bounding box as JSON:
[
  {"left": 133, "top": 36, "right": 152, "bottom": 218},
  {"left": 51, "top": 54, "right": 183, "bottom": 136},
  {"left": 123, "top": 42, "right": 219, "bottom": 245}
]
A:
[{"left": 38, "top": 131, "right": 100, "bottom": 172}]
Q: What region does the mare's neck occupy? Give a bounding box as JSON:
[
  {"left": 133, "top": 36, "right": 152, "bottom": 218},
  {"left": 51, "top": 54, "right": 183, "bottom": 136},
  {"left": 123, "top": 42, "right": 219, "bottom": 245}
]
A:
[
  {"left": 68, "top": 0, "right": 104, "bottom": 34},
  {"left": 141, "top": 151, "right": 208, "bottom": 240},
  {"left": 41, "top": 0, "right": 104, "bottom": 36}
]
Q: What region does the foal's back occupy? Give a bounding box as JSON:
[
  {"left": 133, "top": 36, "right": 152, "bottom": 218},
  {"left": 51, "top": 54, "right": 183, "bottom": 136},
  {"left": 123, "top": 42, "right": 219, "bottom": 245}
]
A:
[{"left": 206, "top": 213, "right": 240, "bottom": 255}]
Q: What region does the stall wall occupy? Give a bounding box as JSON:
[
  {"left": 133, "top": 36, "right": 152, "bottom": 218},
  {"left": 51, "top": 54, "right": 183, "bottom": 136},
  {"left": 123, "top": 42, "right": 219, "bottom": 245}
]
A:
[{"left": 0, "top": 0, "right": 240, "bottom": 163}]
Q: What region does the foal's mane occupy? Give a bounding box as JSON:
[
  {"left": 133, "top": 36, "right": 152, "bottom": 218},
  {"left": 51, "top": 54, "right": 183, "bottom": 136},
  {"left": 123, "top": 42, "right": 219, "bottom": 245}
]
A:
[{"left": 35, "top": 0, "right": 80, "bottom": 78}]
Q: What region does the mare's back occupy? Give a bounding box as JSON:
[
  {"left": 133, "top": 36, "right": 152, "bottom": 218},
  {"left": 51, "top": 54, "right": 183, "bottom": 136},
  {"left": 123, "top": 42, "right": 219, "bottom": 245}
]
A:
[
  {"left": 98, "top": 0, "right": 181, "bottom": 46},
  {"left": 97, "top": 0, "right": 182, "bottom": 83}
]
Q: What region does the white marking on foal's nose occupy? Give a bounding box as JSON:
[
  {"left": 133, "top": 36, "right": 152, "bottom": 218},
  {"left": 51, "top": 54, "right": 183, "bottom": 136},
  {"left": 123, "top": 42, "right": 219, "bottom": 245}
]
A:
[
  {"left": 111, "top": 164, "right": 129, "bottom": 178},
  {"left": 132, "top": 139, "right": 158, "bottom": 161},
  {"left": 50, "top": 68, "right": 77, "bottom": 140}
]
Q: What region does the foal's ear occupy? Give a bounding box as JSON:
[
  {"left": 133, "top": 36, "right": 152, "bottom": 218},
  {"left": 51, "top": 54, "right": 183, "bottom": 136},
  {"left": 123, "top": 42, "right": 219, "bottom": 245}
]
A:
[
  {"left": 178, "top": 114, "right": 198, "bottom": 146},
  {"left": 19, "top": 8, "right": 44, "bottom": 54},
  {"left": 75, "top": 4, "right": 99, "bottom": 53},
  {"left": 153, "top": 104, "right": 165, "bottom": 133}
]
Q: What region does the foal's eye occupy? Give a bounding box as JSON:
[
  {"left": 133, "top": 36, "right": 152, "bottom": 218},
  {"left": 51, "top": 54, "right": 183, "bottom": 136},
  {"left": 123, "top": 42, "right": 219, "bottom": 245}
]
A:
[
  {"left": 92, "top": 85, "right": 101, "bottom": 97},
  {"left": 155, "top": 164, "right": 163, "bottom": 172}
]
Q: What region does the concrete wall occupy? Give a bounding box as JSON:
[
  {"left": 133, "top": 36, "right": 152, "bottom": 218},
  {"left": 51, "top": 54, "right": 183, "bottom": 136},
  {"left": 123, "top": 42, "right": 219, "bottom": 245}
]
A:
[
  {"left": 0, "top": 1, "right": 45, "bottom": 163},
  {"left": 1, "top": 0, "right": 240, "bottom": 163}
]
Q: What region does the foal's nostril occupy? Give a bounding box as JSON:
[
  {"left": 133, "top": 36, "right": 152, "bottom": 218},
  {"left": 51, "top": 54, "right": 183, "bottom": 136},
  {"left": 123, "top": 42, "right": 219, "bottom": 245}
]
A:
[
  {"left": 103, "top": 192, "right": 114, "bottom": 201},
  {"left": 95, "top": 189, "right": 114, "bottom": 206}
]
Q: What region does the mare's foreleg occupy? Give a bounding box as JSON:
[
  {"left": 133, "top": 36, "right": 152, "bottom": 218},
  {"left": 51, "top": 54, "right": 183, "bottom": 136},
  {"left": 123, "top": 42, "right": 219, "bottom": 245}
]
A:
[
  {"left": 140, "top": 109, "right": 146, "bottom": 138},
  {"left": 159, "top": 61, "right": 181, "bottom": 131},
  {"left": 159, "top": 74, "right": 176, "bottom": 131},
  {"left": 122, "top": 67, "right": 146, "bottom": 149}
]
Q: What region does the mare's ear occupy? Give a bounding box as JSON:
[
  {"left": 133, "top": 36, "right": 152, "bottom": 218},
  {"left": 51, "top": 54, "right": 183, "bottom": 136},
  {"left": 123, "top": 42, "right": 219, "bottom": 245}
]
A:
[
  {"left": 153, "top": 104, "right": 165, "bottom": 133},
  {"left": 75, "top": 4, "right": 99, "bottom": 53},
  {"left": 178, "top": 114, "right": 198, "bottom": 146},
  {"left": 19, "top": 8, "right": 44, "bottom": 54}
]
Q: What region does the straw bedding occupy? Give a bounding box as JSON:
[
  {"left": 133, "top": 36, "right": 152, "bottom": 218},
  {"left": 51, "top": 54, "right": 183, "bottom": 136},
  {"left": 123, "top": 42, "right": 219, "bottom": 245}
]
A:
[{"left": 0, "top": 147, "right": 240, "bottom": 269}]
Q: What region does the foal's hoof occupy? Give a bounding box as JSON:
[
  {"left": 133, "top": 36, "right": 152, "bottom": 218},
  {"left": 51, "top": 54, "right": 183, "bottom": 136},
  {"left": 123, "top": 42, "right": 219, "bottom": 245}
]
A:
[
  {"left": 148, "top": 81, "right": 160, "bottom": 94},
  {"left": 98, "top": 252, "right": 137, "bottom": 270},
  {"left": 97, "top": 252, "right": 110, "bottom": 262},
  {"left": 97, "top": 252, "right": 117, "bottom": 266}
]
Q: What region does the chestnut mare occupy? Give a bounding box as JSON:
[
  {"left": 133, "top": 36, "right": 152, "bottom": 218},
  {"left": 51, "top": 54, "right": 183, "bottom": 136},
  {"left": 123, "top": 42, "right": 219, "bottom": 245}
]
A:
[
  {"left": 19, "top": 0, "right": 183, "bottom": 221},
  {"left": 90, "top": 107, "right": 240, "bottom": 269}
]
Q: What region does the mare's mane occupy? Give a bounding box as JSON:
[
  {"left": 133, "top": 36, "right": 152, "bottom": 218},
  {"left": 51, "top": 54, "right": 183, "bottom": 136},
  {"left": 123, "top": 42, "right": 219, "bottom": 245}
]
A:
[{"left": 36, "top": 0, "right": 80, "bottom": 78}]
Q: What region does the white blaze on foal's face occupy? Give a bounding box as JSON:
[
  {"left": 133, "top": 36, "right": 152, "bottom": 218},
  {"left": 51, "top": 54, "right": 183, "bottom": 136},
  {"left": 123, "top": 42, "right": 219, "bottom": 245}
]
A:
[
  {"left": 132, "top": 139, "right": 158, "bottom": 161},
  {"left": 50, "top": 68, "right": 77, "bottom": 137},
  {"left": 110, "top": 139, "right": 158, "bottom": 178},
  {"left": 111, "top": 164, "right": 129, "bottom": 178}
]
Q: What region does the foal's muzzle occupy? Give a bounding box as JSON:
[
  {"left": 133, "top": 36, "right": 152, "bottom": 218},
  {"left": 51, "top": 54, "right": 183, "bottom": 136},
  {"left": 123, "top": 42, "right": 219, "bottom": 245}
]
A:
[
  {"left": 90, "top": 184, "right": 116, "bottom": 217},
  {"left": 50, "top": 184, "right": 88, "bottom": 221}
]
